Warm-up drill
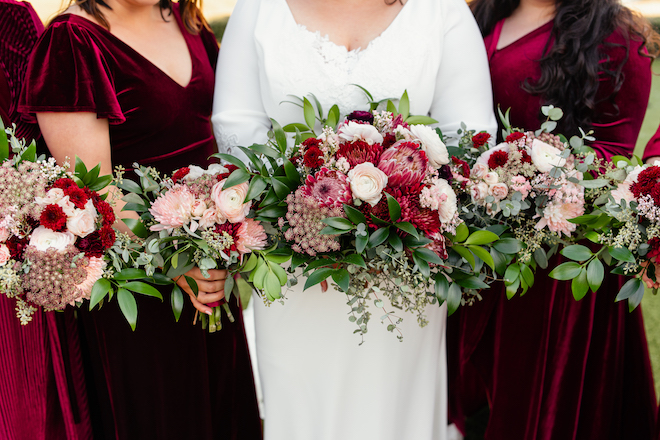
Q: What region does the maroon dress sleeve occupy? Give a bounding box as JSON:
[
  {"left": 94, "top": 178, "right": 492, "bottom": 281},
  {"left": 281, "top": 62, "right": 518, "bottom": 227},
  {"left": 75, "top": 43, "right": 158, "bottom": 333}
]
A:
[
  {"left": 19, "top": 20, "right": 125, "bottom": 124},
  {"left": 199, "top": 25, "right": 219, "bottom": 72},
  {"left": 643, "top": 124, "right": 660, "bottom": 161}
]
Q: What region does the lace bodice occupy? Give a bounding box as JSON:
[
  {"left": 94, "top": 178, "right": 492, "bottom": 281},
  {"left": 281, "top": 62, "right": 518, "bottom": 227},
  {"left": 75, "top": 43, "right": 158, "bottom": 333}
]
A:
[{"left": 212, "top": 0, "right": 497, "bottom": 158}]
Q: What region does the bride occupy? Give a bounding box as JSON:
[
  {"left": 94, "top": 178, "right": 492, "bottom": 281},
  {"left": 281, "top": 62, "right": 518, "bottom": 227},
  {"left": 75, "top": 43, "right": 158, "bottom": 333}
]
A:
[{"left": 211, "top": 0, "right": 496, "bottom": 438}]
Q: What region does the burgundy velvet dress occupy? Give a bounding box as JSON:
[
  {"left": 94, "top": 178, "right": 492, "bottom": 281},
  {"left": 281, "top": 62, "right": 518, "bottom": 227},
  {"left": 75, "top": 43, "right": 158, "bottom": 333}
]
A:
[
  {"left": 645, "top": 125, "right": 660, "bottom": 161},
  {"left": 19, "top": 8, "right": 262, "bottom": 440},
  {"left": 447, "top": 19, "right": 657, "bottom": 440},
  {"left": 1, "top": 2, "right": 93, "bottom": 439}
]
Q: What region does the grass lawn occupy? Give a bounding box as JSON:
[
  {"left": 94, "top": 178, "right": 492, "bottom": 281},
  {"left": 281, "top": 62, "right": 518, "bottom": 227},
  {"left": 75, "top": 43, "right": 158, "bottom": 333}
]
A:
[{"left": 635, "top": 59, "right": 660, "bottom": 400}]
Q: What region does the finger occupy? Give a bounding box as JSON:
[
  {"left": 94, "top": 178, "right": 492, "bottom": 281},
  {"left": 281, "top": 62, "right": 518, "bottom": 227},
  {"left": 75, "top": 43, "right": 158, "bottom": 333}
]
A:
[
  {"left": 185, "top": 267, "right": 228, "bottom": 282},
  {"left": 187, "top": 292, "right": 213, "bottom": 315},
  {"left": 196, "top": 290, "right": 226, "bottom": 304},
  {"left": 194, "top": 279, "right": 226, "bottom": 294}
]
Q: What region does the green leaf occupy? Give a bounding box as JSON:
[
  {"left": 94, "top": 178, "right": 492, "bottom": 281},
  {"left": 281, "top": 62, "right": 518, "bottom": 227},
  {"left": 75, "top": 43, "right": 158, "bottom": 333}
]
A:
[
  {"left": 412, "top": 251, "right": 431, "bottom": 277},
  {"left": 342, "top": 254, "right": 367, "bottom": 268},
  {"left": 320, "top": 226, "right": 349, "bottom": 235},
  {"left": 399, "top": 90, "right": 410, "bottom": 120},
  {"left": 492, "top": 238, "right": 522, "bottom": 255},
  {"left": 321, "top": 217, "right": 354, "bottom": 230},
  {"left": 464, "top": 230, "right": 500, "bottom": 246},
  {"left": 533, "top": 247, "right": 548, "bottom": 269},
  {"left": 265, "top": 271, "right": 282, "bottom": 300},
  {"left": 455, "top": 276, "right": 489, "bottom": 290},
  {"left": 579, "top": 179, "right": 609, "bottom": 189},
  {"left": 447, "top": 283, "right": 462, "bottom": 316},
  {"left": 549, "top": 262, "right": 583, "bottom": 280},
  {"left": 386, "top": 193, "right": 401, "bottom": 222},
  {"left": 116, "top": 178, "right": 143, "bottom": 194},
  {"left": 356, "top": 233, "right": 368, "bottom": 254},
  {"left": 89, "top": 278, "right": 112, "bottom": 310},
  {"left": 453, "top": 222, "right": 469, "bottom": 243},
  {"left": 505, "top": 277, "right": 521, "bottom": 299},
  {"left": 171, "top": 284, "right": 184, "bottom": 322},
  {"left": 223, "top": 168, "right": 251, "bottom": 189},
  {"left": 567, "top": 214, "right": 599, "bottom": 224},
  {"left": 304, "top": 267, "right": 334, "bottom": 290},
  {"left": 0, "top": 118, "right": 7, "bottom": 162},
  {"left": 246, "top": 175, "right": 268, "bottom": 201},
  {"left": 271, "top": 176, "right": 291, "bottom": 199},
  {"left": 284, "top": 159, "right": 301, "bottom": 184},
  {"left": 331, "top": 269, "right": 350, "bottom": 292},
  {"left": 586, "top": 258, "right": 604, "bottom": 292},
  {"left": 303, "top": 97, "right": 316, "bottom": 130},
  {"left": 117, "top": 288, "right": 138, "bottom": 331},
  {"left": 520, "top": 264, "right": 535, "bottom": 288},
  {"left": 326, "top": 104, "right": 340, "bottom": 129},
  {"left": 304, "top": 259, "right": 337, "bottom": 272},
  {"left": 74, "top": 156, "right": 88, "bottom": 178},
  {"left": 271, "top": 118, "right": 288, "bottom": 153},
  {"left": 609, "top": 247, "right": 636, "bottom": 264},
  {"left": 468, "top": 245, "right": 494, "bottom": 270},
  {"left": 571, "top": 268, "right": 589, "bottom": 300},
  {"left": 388, "top": 233, "right": 403, "bottom": 253},
  {"left": 435, "top": 273, "right": 450, "bottom": 302},
  {"left": 504, "top": 263, "right": 520, "bottom": 285},
  {"left": 87, "top": 174, "right": 113, "bottom": 192},
  {"left": 491, "top": 248, "right": 507, "bottom": 275},
  {"left": 113, "top": 268, "right": 148, "bottom": 281},
  {"left": 122, "top": 193, "right": 146, "bottom": 205},
  {"left": 615, "top": 278, "right": 644, "bottom": 302},
  {"left": 413, "top": 247, "right": 443, "bottom": 265},
  {"left": 82, "top": 163, "right": 101, "bottom": 185},
  {"left": 394, "top": 221, "right": 419, "bottom": 239},
  {"left": 150, "top": 272, "right": 171, "bottom": 285},
  {"left": 405, "top": 116, "right": 438, "bottom": 125},
  {"left": 121, "top": 281, "right": 163, "bottom": 300},
  {"left": 240, "top": 253, "right": 259, "bottom": 273},
  {"left": 452, "top": 245, "right": 476, "bottom": 269},
  {"left": 343, "top": 204, "right": 366, "bottom": 225},
  {"left": 19, "top": 141, "right": 36, "bottom": 163},
  {"left": 283, "top": 123, "right": 311, "bottom": 132},
  {"left": 560, "top": 244, "right": 593, "bottom": 262},
  {"left": 368, "top": 227, "right": 390, "bottom": 248},
  {"left": 387, "top": 100, "right": 398, "bottom": 116},
  {"left": 122, "top": 218, "right": 150, "bottom": 239},
  {"left": 247, "top": 143, "right": 282, "bottom": 159}
]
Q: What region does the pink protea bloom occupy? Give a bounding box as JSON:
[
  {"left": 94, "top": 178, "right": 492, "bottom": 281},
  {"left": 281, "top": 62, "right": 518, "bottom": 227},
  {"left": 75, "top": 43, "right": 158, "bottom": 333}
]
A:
[
  {"left": 236, "top": 219, "right": 268, "bottom": 255},
  {"left": 149, "top": 185, "right": 195, "bottom": 231},
  {"left": 377, "top": 141, "right": 428, "bottom": 187},
  {"left": 300, "top": 168, "right": 352, "bottom": 208},
  {"left": 74, "top": 257, "right": 107, "bottom": 303},
  {"left": 535, "top": 200, "right": 584, "bottom": 236}
]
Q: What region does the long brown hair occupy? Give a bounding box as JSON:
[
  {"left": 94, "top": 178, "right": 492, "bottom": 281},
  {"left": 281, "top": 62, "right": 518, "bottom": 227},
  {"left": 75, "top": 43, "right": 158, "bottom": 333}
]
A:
[
  {"left": 469, "top": 0, "right": 660, "bottom": 133},
  {"left": 69, "top": 0, "right": 208, "bottom": 34}
]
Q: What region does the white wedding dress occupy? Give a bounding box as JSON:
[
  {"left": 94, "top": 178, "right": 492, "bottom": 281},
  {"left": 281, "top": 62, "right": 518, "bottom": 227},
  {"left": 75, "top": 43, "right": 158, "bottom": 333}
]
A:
[{"left": 212, "top": 0, "right": 496, "bottom": 439}]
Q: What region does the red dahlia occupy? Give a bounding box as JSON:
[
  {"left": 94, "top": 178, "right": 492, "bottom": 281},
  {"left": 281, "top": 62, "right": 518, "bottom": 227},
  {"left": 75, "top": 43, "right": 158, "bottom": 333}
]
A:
[
  {"left": 631, "top": 166, "right": 660, "bottom": 199},
  {"left": 487, "top": 150, "right": 509, "bottom": 169},
  {"left": 77, "top": 233, "right": 105, "bottom": 258},
  {"left": 303, "top": 146, "right": 324, "bottom": 168},
  {"left": 648, "top": 237, "right": 660, "bottom": 260},
  {"left": 472, "top": 132, "right": 491, "bottom": 149},
  {"left": 95, "top": 199, "right": 116, "bottom": 227},
  {"left": 451, "top": 156, "right": 470, "bottom": 178},
  {"left": 99, "top": 225, "right": 116, "bottom": 249},
  {"left": 63, "top": 186, "right": 89, "bottom": 209},
  {"left": 51, "top": 178, "right": 78, "bottom": 191},
  {"left": 6, "top": 235, "right": 28, "bottom": 260},
  {"left": 505, "top": 132, "right": 526, "bottom": 143},
  {"left": 382, "top": 133, "right": 397, "bottom": 149},
  {"left": 172, "top": 167, "right": 190, "bottom": 183},
  {"left": 521, "top": 150, "right": 532, "bottom": 164},
  {"left": 336, "top": 140, "right": 383, "bottom": 167},
  {"left": 40, "top": 204, "right": 68, "bottom": 231}
]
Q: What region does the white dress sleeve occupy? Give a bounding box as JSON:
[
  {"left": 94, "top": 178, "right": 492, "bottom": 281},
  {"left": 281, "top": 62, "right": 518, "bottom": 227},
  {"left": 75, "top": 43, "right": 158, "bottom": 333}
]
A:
[
  {"left": 211, "top": 0, "right": 270, "bottom": 162},
  {"left": 431, "top": 0, "right": 497, "bottom": 143}
]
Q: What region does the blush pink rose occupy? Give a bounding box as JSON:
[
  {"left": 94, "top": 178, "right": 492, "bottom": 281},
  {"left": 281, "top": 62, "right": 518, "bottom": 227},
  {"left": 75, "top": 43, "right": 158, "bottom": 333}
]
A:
[
  {"left": 67, "top": 200, "right": 98, "bottom": 238},
  {"left": 489, "top": 183, "right": 509, "bottom": 201},
  {"left": 470, "top": 182, "right": 489, "bottom": 203},
  {"left": 0, "top": 244, "right": 10, "bottom": 265}
]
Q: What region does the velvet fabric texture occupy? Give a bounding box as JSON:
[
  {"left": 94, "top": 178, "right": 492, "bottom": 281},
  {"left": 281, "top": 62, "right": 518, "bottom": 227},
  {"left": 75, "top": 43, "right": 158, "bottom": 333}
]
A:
[
  {"left": 645, "top": 125, "right": 660, "bottom": 161},
  {"left": 20, "top": 7, "right": 263, "bottom": 440},
  {"left": 447, "top": 19, "right": 657, "bottom": 440},
  {"left": 0, "top": 2, "right": 93, "bottom": 439}
]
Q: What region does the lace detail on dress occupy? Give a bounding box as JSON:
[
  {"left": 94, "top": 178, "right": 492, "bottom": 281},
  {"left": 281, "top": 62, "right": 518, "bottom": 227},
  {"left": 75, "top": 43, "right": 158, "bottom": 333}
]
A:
[{"left": 215, "top": 124, "right": 239, "bottom": 153}]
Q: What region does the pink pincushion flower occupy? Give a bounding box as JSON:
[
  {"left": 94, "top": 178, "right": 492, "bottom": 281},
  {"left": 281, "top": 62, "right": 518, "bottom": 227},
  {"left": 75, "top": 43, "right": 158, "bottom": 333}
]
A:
[
  {"left": 535, "top": 201, "right": 584, "bottom": 236},
  {"left": 378, "top": 141, "right": 428, "bottom": 187},
  {"left": 236, "top": 219, "right": 268, "bottom": 255},
  {"left": 74, "top": 257, "right": 107, "bottom": 303},
  {"left": 149, "top": 185, "right": 195, "bottom": 231},
  {"left": 300, "top": 168, "right": 352, "bottom": 208}
]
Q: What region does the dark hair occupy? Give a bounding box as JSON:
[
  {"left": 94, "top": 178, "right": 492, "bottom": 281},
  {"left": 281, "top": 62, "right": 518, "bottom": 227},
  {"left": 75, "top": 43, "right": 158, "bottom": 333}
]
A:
[
  {"left": 469, "top": 0, "right": 660, "bottom": 132},
  {"left": 68, "top": 0, "right": 208, "bottom": 34}
]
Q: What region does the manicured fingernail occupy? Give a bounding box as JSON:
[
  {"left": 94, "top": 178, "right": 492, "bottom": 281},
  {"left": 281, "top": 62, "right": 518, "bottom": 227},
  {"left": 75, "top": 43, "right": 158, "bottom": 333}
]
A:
[{"left": 205, "top": 311, "right": 212, "bottom": 316}]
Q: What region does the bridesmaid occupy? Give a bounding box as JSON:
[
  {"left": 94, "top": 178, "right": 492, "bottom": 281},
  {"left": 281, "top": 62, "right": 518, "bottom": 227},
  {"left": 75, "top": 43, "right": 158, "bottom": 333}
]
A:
[
  {"left": 448, "top": 0, "right": 659, "bottom": 439},
  {"left": 1, "top": 1, "right": 93, "bottom": 438},
  {"left": 19, "top": 0, "right": 262, "bottom": 439}
]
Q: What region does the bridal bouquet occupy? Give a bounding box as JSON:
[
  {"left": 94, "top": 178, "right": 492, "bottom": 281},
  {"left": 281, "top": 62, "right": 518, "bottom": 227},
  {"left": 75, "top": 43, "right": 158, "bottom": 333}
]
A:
[
  {"left": 450, "top": 106, "right": 599, "bottom": 299},
  {"left": 111, "top": 162, "right": 278, "bottom": 332},
  {"left": 228, "top": 91, "right": 513, "bottom": 339},
  {"left": 0, "top": 122, "right": 115, "bottom": 324}
]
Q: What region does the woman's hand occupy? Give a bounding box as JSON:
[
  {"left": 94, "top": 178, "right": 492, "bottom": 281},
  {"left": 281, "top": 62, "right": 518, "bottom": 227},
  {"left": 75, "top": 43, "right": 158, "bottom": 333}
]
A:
[
  {"left": 645, "top": 156, "right": 660, "bottom": 165},
  {"left": 176, "top": 267, "right": 228, "bottom": 315},
  {"left": 641, "top": 259, "right": 660, "bottom": 289}
]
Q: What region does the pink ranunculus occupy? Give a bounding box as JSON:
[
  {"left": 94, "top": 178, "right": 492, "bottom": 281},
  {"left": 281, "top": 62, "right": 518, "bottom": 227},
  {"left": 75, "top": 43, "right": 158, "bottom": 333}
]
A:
[
  {"left": 476, "top": 143, "right": 510, "bottom": 166},
  {"left": 29, "top": 226, "right": 75, "bottom": 251},
  {"left": 0, "top": 244, "right": 10, "bottom": 265},
  {"left": 212, "top": 179, "right": 251, "bottom": 223},
  {"left": 236, "top": 219, "right": 268, "bottom": 255},
  {"left": 535, "top": 200, "right": 585, "bottom": 236},
  {"left": 149, "top": 184, "right": 196, "bottom": 231},
  {"left": 347, "top": 162, "right": 388, "bottom": 206},
  {"left": 488, "top": 183, "right": 509, "bottom": 201},
  {"left": 338, "top": 121, "right": 384, "bottom": 146},
  {"left": 531, "top": 139, "right": 566, "bottom": 172},
  {"left": 74, "top": 257, "right": 107, "bottom": 303}
]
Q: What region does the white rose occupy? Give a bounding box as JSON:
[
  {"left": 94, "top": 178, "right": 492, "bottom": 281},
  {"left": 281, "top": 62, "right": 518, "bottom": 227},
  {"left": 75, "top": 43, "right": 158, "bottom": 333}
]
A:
[
  {"left": 56, "top": 195, "right": 76, "bottom": 217},
  {"left": 338, "top": 121, "right": 384, "bottom": 146},
  {"left": 206, "top": 164, "right": 228, "bottom": 176},
  {"left": 476, "top": 143, "right": 510, "bottom": 166},
  {"left": 483, "top": 171, "right": 499, "bottom": 185},
  {"left": 212, "top": 179, "right": 251, "bottom": 223},
  {"left": 434, "top": 179, "right": 458, "bottom": 224},
  {"left": 531, "top": 139, "right": 566, "bottom": 172},
  {"left": 191, "top": 199, "right": 207, "bottom": 218},
  {"left": 347, "top": 162, "right": 389, "bottom": 206},
  {"left": 471, "top": 182, "right": 489, "bottom": 203},
  {"left": 0, "top": 244, "right": 10, "bottom": 265},
  {"left": 35, "top": 188, "right": 65, "bottom": 206},
  {"left": 409, "top": 124, "right": 449, "bottom": 167},
  {"left": 29, "top": 226, "right": 75, "bottom": 251},
  {"left": 489, "top": 183, "right": 509, "bottom": 200},
  {"left": 183, "top": 165, "right": 206, "bottom": 182},
  {"left": 471, "top": 163, "right": 489, "bottom": 179},
  {"left": 67, "top": 200, "right": 98, "bottom": 238}
]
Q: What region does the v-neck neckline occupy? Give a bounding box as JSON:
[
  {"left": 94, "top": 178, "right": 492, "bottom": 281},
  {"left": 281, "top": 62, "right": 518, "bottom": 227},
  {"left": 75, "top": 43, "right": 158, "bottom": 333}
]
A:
[
  {"left": 488, "top": 18, "right": 553, "bottom": 59},
  {"left": 280, "top": 0, "right": 412, "bottom": 54},
  {"left": 59, "top": 8, "right": 195, "bottom": 89}
]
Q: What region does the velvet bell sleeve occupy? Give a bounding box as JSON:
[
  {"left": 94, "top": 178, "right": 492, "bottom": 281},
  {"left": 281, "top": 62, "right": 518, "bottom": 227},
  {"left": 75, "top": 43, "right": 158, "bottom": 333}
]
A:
[
  {"left": 642, "top": 124, "right": 660, "bottom": 161},
  {"left": 588, "top": 34, "right": 653, "bottom": 160},
  {"left": 431, "top": 0, "right": 497, "bottom": 143},
  {"left": 211, "top": 0, "right": 270, "bottom": 163},
  {"left": 18, "top": 20, "right": 124, "bottom": 124}
]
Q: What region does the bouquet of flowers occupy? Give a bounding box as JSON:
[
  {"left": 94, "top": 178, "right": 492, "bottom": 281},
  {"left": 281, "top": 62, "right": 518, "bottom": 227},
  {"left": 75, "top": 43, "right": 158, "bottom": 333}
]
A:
[
  {"left": 0, "top": 122, "right": 115, "bottom": 324},
  {"left": 449, "top": 106, "right": 600, "bottom": 299},
  {"left": 227, "top": 91, "right": 514, "bottom": 340},
  {"left": 109, "top": 162, "right": 281, "bottom": 332}
]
